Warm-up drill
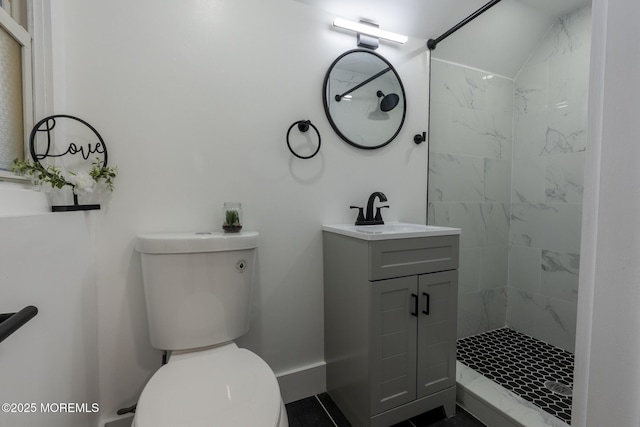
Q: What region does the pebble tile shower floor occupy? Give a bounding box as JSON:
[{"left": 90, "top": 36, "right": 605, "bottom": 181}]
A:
[{"left": 456, "top": 328, "right": 574, "bottom": 424}]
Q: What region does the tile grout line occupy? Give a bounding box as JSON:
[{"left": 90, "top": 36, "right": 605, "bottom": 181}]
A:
[{"left": 315, "top": 394, "right": 339, "bottom": 427}]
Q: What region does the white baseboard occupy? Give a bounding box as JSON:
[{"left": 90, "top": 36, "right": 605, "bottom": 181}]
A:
[{"left": 276, "top": 361, "right": 326, "bottom": 404}]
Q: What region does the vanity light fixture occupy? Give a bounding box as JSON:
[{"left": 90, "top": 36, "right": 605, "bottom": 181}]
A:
[{"left": 332, "top": 18, "right": 408, "bottom": 49}]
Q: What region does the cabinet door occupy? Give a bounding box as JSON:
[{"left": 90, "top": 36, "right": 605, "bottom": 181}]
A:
[
  {"left": 370, "top": 276, "right": 418, "bottom": 415},
  {"left": 416, "top": 270, "right": 458, "bottom": 398}
]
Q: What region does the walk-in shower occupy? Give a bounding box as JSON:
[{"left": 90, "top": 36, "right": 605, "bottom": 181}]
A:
[{"left": 427, "top": 1, "right": 591, "bottom": 425}]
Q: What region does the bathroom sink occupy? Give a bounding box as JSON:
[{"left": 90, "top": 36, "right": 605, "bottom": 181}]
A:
[{"left": 322, "top": 222, "right": 460, "bottom": 241}]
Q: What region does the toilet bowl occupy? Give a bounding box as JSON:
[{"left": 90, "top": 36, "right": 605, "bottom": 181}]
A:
[
  {"left": 133, "top": 344, "right": 287, "bottom": 427},
  {"left": 133, "top": 232, "right": 288, "bottom": 427}
]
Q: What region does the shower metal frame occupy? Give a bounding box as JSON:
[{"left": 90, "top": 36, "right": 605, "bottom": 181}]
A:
[{"left": 427, "top": 0, "right": 503, "bottom": 50}]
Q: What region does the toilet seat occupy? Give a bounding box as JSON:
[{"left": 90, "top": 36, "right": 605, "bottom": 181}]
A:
[{"left": 134, "top": 344, "right": 283, "bottom": 427}]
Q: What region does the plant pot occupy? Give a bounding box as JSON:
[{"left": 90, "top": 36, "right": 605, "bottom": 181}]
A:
[{"left": 222, "top": 224, "right": 243, "bottom": 233}]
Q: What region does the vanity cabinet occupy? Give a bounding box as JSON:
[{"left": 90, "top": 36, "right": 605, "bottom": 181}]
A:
[{"left": 323, "top": 231, "right": 459, "bottom": 427}]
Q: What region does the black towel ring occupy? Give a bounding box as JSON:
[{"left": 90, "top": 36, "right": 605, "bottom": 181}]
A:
[{"left": 287, "top": 120, "right": 321, "bottom": 159}]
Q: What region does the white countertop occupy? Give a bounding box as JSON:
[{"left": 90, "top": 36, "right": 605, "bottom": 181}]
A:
[{"left": 322, "top": 222, "right": 461, "bottom": 241}]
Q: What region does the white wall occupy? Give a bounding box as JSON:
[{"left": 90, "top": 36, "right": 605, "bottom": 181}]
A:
[
  {"left": 55, "top": 0, "right": 430, "bottom": 423},
  {"left": 298, "top": 0, "right": 565, "bottom": 80},
  {"left": 0, "top": 211, "right": 99, "bottom": 427},
  {"left": 573, "top": 0, "right": 640, "bottom": 425}
]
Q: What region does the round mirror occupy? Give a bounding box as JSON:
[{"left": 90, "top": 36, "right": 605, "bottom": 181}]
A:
[{"left": 323, "top": 49, "right": 406, "bottom": 150}]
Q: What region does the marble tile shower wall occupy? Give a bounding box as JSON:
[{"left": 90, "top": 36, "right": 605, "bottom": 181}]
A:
[
  {"left": 508, "top": 5, "right": 591, "bottom": 353},
  {"left": 428, "top": 59, "right": 513, "bottom": 339},
  {"left": 429, "top": 5, "right": 591, "bottom": 353}
]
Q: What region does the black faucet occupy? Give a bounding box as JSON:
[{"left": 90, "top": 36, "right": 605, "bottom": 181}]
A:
[{"left": 350, "top": 192, "right": 389, "bottom": 225}]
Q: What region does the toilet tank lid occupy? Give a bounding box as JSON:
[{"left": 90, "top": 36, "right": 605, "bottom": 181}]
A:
[{"left": 135, "top": 231, "right": 259, "bottom": 254}]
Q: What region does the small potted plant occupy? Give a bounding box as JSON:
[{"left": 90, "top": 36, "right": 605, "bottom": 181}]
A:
[{"left": 222, "top": 202, "right": 242, "bottom": 233}]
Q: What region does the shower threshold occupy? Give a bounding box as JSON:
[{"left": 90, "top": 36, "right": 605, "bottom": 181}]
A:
[{"left": 456, "top": 328, "right": 572, "bottom": 427}]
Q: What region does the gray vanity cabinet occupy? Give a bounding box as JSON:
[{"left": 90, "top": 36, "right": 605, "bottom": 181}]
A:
[{"left": 323, "top": 231, "right": 459, "bottom": 427}]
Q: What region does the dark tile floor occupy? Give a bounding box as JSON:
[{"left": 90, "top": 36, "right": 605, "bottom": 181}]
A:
[{"left": 285, "top": 393, "right": 486, "bottom": 427}]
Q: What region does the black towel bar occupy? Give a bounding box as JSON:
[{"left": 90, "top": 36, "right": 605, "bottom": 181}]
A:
[{"left": 0, "top": 306, "right": 38, "bottom": 344}]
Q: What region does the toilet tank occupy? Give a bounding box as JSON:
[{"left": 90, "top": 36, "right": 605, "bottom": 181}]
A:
[{"left": 134, "top": 231, "right": 259, "bottom": 351}]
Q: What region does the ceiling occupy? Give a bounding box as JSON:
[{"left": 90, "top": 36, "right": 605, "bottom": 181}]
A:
[
  {"left": 294, "top": 0, "right": 591, "bottom": 77},
  {"left": 517, "top": 0, "right": 591, "bottom": 17}
]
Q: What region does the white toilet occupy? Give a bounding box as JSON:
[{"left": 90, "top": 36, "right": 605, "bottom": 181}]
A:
[{"left": 132, "top": 231, "right": 288, "bottom": 427}]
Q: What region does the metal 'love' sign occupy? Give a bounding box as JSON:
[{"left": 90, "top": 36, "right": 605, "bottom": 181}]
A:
[{"left": 28, "top": 114, "right": 109, "bottom": 211}]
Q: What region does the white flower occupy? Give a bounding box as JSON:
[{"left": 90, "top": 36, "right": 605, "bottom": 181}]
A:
[{"left": 68, "top": 171, "right": 95, "bottom": 194}]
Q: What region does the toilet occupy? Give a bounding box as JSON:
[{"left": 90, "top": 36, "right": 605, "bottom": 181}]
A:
[{"left": 132, "top": 231, "right": 288, "bottom": 427}]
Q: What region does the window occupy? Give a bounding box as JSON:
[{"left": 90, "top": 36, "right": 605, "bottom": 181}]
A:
[
  {"left": 0, "top": 1, "right": 28, "bottom": 28},
  {"left": 0, "top": 1, "right": 32, "bottom": 179}
]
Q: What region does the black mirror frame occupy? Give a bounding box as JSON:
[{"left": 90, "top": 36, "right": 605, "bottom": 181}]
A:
[{"left": 322, "top": 49, "right": 407, "bottom": 150}]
